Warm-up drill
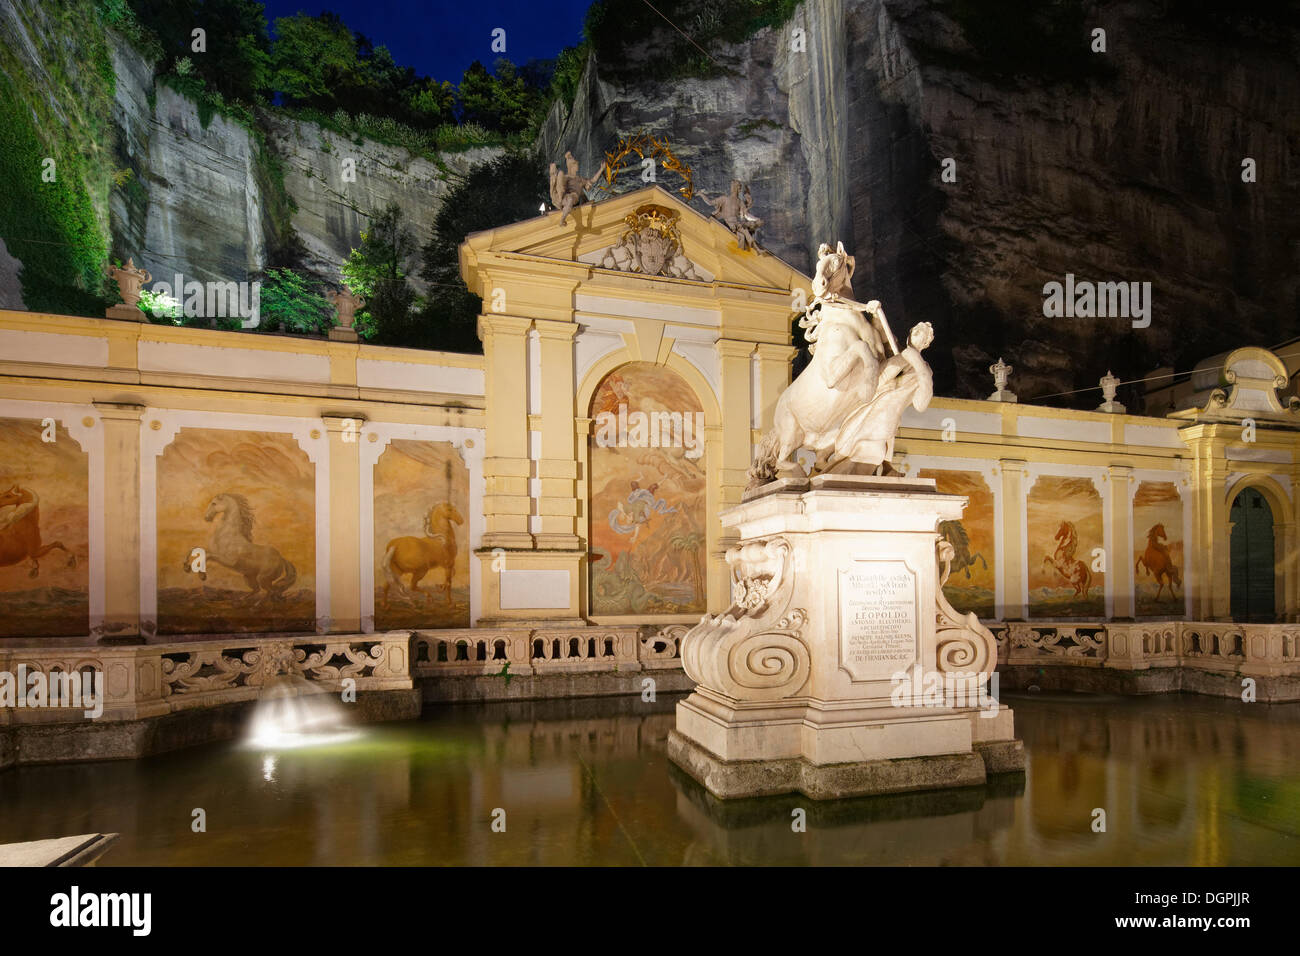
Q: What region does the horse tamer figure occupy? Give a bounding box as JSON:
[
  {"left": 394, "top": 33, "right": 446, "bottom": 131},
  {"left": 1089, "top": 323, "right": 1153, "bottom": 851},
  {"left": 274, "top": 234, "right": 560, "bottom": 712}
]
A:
[{"left": 749, "top": 241, "right": 935, "bottom": 488}]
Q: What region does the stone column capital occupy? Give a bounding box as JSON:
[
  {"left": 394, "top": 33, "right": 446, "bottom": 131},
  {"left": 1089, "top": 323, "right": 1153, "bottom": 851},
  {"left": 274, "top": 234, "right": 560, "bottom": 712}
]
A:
[
  {"left": 92, "top": 401, "right": 145, "bottom": 422},
  {"left": 755, "top": 342, "right": 797, "bottom": 361},
  {"left": 716, "top": 338, "right": 757, "bottom": 359},
  {"left": 533, "top": 318, "right": 579, "bottom": 341},
  {"left": 477, "top": 313, "right": 534, "bottom": 337},
  {"left": 322, "top": 413, "right": 367, "bottom": 434}
]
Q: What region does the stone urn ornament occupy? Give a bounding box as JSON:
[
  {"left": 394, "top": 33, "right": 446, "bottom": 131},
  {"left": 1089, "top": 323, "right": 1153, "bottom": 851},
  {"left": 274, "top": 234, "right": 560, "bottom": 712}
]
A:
[
  {"left": 105, "top": 257, "right": 151, "bottom": 321},
  {"left": 988, "top": 357, "right": 1016, "bottom": 402},
  {"left": 327, "top": 287, "right": 363, "bottom": 342},
  {"left": 1097, "top": 369, "right": 1126, "bottom": 413}
]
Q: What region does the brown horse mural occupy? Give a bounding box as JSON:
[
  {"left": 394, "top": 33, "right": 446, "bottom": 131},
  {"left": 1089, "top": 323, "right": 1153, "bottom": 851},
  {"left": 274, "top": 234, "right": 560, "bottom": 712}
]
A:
[
  {"left": 0, "top": 418, "right": 90, "bottom": 638},
  {"left": 382, "top": 502, "right": 463, "bottom": 605},
  {"left": 1132, "top": 481, "right": 1184, "bottom": 615},
  {"left": 1136, "top": 523, "right": 1182, "bottom": 601},
  {"left": 0, "top": 484, "right": 75, "bottom": 577},
  {"left": 182, "top": 492, "right": 297, "bottom": 604},
  {"left": 1028, "top": 475, "right": 1104, "bottom": 617},
  {"left": 1043, "top": 520, "right": 1092, "bottom": 598}
]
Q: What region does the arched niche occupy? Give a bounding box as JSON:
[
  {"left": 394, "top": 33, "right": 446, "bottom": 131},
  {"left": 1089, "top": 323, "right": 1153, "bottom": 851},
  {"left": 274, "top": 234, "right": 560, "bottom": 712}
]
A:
[{"left": 586, "top": 362, "right": 708, "bottom": 618}]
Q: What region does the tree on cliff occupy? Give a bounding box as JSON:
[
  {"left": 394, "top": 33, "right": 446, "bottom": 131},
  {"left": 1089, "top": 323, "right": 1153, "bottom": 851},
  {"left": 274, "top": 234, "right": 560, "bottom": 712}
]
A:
[
  {"left": 132, "top": 0, "right": 272, "bottom": 103},
  {"left": 342, "top": 203, "right": 418, "bottom": 346},
  {"left": 416, "top": 153, "right": 549, "bottom": 354},
  {"left": 458, "top": 59, "right": 546, "bottom": 134}
]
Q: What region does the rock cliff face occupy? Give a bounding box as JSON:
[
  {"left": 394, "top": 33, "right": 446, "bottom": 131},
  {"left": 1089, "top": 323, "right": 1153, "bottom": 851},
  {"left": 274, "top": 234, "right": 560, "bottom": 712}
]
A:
[
  {"left": 4, "top": 4, "right": 501, "bottom": 301},
  {"left": 105, "top": 35, "right": 503, "bottom": 293},
  {"left": 541, "top": 0, "right": 1299, "bottom": 405},
  {"left": 261, "top": 114, "right": 499, "bottom": 293},
  {"left": 110, "top": 51, "right": 270, "bottom": 288}
]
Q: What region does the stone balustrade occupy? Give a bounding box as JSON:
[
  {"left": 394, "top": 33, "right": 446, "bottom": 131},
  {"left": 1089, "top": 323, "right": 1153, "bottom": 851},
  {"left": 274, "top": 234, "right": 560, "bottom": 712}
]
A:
[
  {"left": 0, "top": 632, "right": 413, "bottom": 725},
  {"left": 6, "top": 619, "right": 1296, "bottom": 739},
  {"left": 1001, "top": 620, "right": 1300, "bottom": 678},
  {"left": 410, "top": 623, "right": 687, "bottom": 679}
]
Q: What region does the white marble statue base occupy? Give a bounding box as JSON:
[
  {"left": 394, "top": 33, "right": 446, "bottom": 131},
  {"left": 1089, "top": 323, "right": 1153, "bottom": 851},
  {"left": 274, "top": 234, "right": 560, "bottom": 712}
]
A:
[{"left": 669, "top": 481, "right": 1023, "bottom": 800}]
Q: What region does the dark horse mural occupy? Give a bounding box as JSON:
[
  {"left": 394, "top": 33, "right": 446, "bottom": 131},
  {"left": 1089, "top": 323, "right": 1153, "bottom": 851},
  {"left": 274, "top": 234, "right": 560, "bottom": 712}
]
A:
[
  {"left": 937, "top": 520, "right": 987, "bottom": 579},
  {"left": 0, "top": 484, "right": 75, "bottom": 577}
]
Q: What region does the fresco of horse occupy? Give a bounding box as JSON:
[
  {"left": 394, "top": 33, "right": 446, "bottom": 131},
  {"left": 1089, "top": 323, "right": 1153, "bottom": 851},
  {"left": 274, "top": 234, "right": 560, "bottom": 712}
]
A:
[
  {"left": 1132, "top": 481, "right": 1184, "bottom": 615},
  {"left": 921, "top": 469, "right": 996, "bottom": 617},
  {"left": 0, "top": 484, "right": 75, "bottom": 577},
  {"left": 1136, "top": 522, "right": 1182, "bottom": 601},
  {"left": 382, "top": 502, "right": 463, "bottom": 605},
  {"left": 1043, "top": 520, "right": 1092, "bottom": 597},
  {"left": 1027, "top": 475, "right": 1104, "bottom": 617},
  {"left": 182, "top": 493, "right": 296, "bottom": 604},
  {"left": 937, "top": 520, "right": 986, "bottom": 579}
]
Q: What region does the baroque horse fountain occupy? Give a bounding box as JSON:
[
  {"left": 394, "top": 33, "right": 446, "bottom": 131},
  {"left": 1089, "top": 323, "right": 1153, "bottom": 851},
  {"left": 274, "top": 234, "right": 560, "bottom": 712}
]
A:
[{"left": 668, "top": 241, "right": 1023, "bottom": 800}]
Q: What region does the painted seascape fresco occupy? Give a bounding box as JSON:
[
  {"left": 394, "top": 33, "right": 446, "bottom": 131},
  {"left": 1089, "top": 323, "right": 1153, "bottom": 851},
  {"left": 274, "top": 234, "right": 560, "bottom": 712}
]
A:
[
  {"left": 919, "top": 468, "right": 996, "bottom": 618},
  {"left": 374, "top": 439, "right": 470, "bottom": 629},
  {"left": 1133, "top": 481, "right": 1184, "bottom": 616},
  {"left": 0, "top": 417, "right": 88, "bottom": 637},
  {"left": 1028, "top": 475, "right": 1105, "bottom": 618},
  {"left": 589, "top": 362, "right": 706, "bottom": 616},
  {"left": 157, "top": 428, "right": 315, "bottom": 634}
]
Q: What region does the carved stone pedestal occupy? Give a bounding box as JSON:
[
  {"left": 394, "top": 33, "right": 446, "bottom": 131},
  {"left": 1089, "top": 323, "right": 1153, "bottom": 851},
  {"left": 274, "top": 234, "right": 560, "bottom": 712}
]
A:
[{"left": 668, "top": 476, "right": 1023, "bottom": 800}]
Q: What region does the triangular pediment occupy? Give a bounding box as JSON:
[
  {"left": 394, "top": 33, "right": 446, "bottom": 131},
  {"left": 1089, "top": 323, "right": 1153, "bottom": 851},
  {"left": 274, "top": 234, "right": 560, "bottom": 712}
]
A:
[{"left": 460, "top": 184, "right": 809, "bottom": 293}]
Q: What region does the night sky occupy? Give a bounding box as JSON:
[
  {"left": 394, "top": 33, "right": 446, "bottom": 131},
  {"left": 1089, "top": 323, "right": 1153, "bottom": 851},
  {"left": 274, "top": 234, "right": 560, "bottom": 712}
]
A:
[{"left": 258, "top": 0, "right": 594, "bottom": 82}]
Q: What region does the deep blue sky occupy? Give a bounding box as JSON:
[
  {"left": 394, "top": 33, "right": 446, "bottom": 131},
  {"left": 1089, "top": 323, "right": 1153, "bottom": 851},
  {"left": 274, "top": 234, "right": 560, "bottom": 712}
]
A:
[{"left": 259, "top": 0, "right": 594, "bottom": 82}]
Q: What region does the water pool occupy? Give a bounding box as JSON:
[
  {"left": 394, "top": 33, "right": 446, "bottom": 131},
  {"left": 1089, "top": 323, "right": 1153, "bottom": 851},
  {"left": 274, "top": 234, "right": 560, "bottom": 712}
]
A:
[{"left": 1, "top": 692, "right": 1297, "bottom": 865}]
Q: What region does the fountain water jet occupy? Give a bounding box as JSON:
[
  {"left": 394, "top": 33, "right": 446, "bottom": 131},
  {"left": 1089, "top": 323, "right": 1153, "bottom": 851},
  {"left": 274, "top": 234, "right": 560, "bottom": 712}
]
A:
[{"left": 243, "top": 673, "right": 361, "bottom": 750}]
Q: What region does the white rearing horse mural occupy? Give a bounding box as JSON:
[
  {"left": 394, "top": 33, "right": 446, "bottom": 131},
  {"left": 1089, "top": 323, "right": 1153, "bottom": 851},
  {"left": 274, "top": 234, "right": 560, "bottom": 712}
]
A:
[
  {"left": 183, "top": 493, "right": 297, "bottom": 604},
  {"left": 158, "top": 427, "right": 315, "bottom": 635}
]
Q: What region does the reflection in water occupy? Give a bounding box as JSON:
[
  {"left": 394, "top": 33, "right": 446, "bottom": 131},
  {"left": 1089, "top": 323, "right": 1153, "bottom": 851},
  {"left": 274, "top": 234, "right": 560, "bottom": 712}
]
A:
[{"left": 0, "top": 692, "right": 1297, "bottom": 865}]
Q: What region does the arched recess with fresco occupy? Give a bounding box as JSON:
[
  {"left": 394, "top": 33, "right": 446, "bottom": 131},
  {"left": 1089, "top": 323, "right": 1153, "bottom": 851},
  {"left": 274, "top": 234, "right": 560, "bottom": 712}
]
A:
[{"left": 587, "top": 361, "right": 707, "bottom": 618}]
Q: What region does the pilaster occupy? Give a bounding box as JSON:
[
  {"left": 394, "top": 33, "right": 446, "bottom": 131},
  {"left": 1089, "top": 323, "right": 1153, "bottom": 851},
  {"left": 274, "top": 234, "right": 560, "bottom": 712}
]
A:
[
  {"left": 998, "top": 459, "right": 1027, "bottom": 621},
  {"left": 323, "top": 414, "right": 364, "bottom": 632},
  {"left": 1107, "top": 464, "right": 1135, "bottom": 619},
  {"left": 478, "top": 313, "right": 534, "bottom": 548},
  {"left": 94, "top": 402, "right": 144, "bottom": 642},
  {"left": 754, "top": 343, "right": 796, "bottom": 431},
  {"left": 533, "top": 318, "right": 581, "bottom": 550}
]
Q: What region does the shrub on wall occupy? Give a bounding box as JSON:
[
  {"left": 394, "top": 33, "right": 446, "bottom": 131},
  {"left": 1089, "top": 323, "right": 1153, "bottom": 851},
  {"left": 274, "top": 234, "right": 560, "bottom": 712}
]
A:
[{"left": 256, "top": 267, "right": 333, "bottom": 335}]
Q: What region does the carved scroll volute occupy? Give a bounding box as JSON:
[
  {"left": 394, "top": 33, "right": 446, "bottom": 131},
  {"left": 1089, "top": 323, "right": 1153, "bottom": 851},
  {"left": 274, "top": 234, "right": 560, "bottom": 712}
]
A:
[
  {"left": 681, "top": 536, "right": 811, "bottom": 701},
  {"left": 933, "top": 534, "right": 997, "bottom": 696}
]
